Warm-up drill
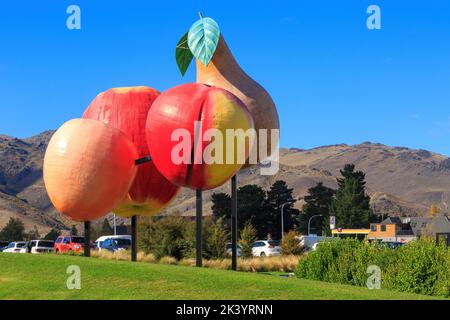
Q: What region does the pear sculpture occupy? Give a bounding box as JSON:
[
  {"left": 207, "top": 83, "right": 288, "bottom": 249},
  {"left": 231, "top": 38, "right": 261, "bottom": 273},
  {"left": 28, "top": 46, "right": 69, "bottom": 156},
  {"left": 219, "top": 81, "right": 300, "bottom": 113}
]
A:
[{"left": 196, "top": 35, "right": 280, "bottom": 166}]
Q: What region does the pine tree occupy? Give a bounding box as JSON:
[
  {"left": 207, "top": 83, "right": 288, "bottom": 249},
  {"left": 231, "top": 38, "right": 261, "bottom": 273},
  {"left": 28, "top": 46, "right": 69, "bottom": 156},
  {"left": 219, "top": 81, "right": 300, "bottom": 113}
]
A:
[
  {"left": 331, "top": 164, "right": 375, "bottom": 228},
  {"left": 239, "top": 222, "right": 257, "bottom": 258},
  {"left": 44, "top": 228, "right": 61, "bottom": 241},
  {"left": 237, "top": 185, "right": 266, "bottom": 236},
  {"left": 0, "top": 218, "right": 26, "bottom": 241},
  {"left": 211, "top": 185, "right": 266, "bottom": 235},
  {"left": 265, "top": 180, "right": 299, "bottom": 239},
  {"left": 100, "top": 218, "right": 113, "bottom": 235},
  {"left": 211, "top": 192, "right": 231, "bottom": 225},
  {"left": 70, "top": 225, "right": 78, "bottom": 236},
  {"left": 26, "top": 225, "right": 40, "bottom": 241},
  {"left": 297, "top": 182, "right": 335, "bottom": 236}
]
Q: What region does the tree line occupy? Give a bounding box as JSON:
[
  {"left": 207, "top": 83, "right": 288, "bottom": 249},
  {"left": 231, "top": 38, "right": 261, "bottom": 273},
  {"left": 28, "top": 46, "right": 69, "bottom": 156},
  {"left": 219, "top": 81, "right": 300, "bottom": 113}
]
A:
[
  {"left": 0, "top": 163, "right": 375, "bottom": 244},
  {"left": 212, "top": 163, "right": 376, "bottom": 238}
]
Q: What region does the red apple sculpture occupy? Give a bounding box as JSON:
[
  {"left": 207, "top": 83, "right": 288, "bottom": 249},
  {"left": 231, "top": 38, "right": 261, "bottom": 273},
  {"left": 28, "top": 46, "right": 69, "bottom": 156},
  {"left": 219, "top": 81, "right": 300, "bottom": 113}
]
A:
[
  {"left": 43, "top": 118, "right": 138, "bottom": 221},
  {"left": 83, "top": 86, "right": 180, "bottom": 217},
  {"left": 145, "top": 83, "right": 254, "bottom": 190}
]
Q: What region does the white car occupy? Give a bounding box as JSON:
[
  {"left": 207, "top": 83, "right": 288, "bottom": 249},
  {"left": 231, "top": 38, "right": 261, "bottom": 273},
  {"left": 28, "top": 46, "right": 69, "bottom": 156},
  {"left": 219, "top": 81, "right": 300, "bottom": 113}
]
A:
[
  {"left": 226, "top": 243, "right": 241, "bottom": 257},
  {"left": 29, "top": 240, "right": 54, "bottom": 254},
  {"left": 95, "top": 235, "right": 132, "bottom": 252},
  {"left": 252, "top": 240, "right": 280, "bottom": 257},
  {"left": 3, "top": 242, "right": 27, "bottom": 253}
]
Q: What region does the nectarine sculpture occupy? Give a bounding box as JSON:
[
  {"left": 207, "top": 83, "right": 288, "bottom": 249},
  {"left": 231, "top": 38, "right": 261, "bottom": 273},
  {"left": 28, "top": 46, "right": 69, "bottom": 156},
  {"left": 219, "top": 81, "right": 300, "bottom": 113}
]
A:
[{"left": 145, "top": 83, "right": 254, "bottom": 191}]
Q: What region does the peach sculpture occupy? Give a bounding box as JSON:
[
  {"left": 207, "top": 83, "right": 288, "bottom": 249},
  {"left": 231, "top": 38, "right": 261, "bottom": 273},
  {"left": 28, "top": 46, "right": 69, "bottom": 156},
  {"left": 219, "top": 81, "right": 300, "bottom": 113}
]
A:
[{"left": 43, "top": 119, "right": 138, "bottom": 221}]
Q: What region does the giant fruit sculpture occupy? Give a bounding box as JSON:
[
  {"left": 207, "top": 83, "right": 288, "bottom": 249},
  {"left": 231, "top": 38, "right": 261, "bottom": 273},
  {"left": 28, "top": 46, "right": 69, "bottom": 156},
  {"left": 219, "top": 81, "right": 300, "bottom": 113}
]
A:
[
  {"left": 83, "top": 86, "right": 179, "bottom": 217},
  {"left": 145, "top": 83, "right": 254, "bottom": 190},
  {"left": 43, "top": 119, "right": 138, "bottom": 221},
  {"left": 176, "top": 16, "right": 279, "bottom": 165},
  {"left": 196, "top": 36, "right": 279, "bottom": 163}
]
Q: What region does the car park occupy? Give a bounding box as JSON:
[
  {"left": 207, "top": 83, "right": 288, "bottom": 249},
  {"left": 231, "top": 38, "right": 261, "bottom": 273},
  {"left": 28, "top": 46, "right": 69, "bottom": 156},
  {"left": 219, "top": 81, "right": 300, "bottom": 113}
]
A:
[
  {"left": 28, "top": 240, "right": 54, "bottom": 253},
  {"left": 252, "top": 240, "right": 280, "bottom": 257},
  {"left": 2, "top": 242, "right": 28, "bottom": 253}
]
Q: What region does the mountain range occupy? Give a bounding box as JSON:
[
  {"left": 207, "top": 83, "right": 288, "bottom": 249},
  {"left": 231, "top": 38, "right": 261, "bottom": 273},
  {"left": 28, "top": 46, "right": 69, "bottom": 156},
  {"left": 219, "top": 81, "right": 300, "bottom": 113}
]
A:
[{"left": 1, "top": 131, "right": 450, "bottom": 234}]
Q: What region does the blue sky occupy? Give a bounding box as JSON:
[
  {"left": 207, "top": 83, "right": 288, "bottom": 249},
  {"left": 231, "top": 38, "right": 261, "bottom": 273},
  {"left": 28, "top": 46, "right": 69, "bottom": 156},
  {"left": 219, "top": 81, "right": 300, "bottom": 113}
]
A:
[{"left": 0, "top": 1, "right": 449, "bottom": 154}]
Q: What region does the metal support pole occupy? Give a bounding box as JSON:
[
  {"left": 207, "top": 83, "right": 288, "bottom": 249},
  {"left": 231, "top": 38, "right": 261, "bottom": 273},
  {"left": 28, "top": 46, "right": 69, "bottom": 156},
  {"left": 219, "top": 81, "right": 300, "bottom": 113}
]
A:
[
  {"left": 196, "top": 189, "right": 203, "bottom": 267},
  {"left": 84, "top": 221, "right": 90, "bottom": 257},
  {"left": 281, "top": 202, "right": 292, "bottom": 241},
  {"left": 113, "top": 214, "right": 117, "bottom": 235},
  {"left": 131, "top": 215, "right": 137, "bottom": 262},
  {"left": 231, "top": 175, "right": 238, "bottom": 271},
  {"left": 308, "top": 214, "right": 323, "bottom": 236}
]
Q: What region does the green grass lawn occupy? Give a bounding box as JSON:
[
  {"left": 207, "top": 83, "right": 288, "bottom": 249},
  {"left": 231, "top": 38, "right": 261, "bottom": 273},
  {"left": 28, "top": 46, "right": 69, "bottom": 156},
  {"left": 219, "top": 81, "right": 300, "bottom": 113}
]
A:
[{"left": 0, "top": 253, "right": 441, "bottom": 300}]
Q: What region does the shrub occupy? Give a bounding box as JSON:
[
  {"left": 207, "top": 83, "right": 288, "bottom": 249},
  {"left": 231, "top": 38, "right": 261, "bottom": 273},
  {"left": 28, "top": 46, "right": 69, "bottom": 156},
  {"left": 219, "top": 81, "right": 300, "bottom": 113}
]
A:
[
  {"left": 391, "top": 240, "right": 450, "bottom": 296},
  {"left": 295, "top": 238, "right": 450, "bottom": 297},
  {"left": 137, "top": 251, "right": 156, "bottom": 263},
  {"left": 159, "top": 256, "right": 178, "bottom": 265},
  {"left": 206, "top": 217, "right": 229, "bottom": 259},
  {"left": 239, "top": 222, "right": 257, "bottom": 259},
  {"left": 138, "top": 216, "right": 195, "bottom": 260},
  {"left": 281, "top": 231, "right": 305, "bottom": 256}
]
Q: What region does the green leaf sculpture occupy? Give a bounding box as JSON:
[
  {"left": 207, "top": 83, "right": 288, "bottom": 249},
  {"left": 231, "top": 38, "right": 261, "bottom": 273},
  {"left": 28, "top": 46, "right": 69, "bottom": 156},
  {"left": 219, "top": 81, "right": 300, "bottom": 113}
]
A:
[
  {"left": 188, "top": 17, "right": 220, "bottom": 66},
  {"left": 176, "top": 31, "right": 194, "bottom": 76}
]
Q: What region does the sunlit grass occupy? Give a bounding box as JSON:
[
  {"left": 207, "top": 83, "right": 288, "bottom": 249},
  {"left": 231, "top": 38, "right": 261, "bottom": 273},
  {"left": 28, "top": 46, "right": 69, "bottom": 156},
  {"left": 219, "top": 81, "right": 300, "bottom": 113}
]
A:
[{"left": 0, "top": 253, "right": 441, "bottom": 300}]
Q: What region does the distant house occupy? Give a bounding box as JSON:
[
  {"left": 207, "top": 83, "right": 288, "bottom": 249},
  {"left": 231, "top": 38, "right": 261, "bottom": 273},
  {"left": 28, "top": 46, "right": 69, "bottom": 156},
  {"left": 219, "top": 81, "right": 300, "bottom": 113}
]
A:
[{"left": 368, "top": 216, "right": 450, "bottom": 245}]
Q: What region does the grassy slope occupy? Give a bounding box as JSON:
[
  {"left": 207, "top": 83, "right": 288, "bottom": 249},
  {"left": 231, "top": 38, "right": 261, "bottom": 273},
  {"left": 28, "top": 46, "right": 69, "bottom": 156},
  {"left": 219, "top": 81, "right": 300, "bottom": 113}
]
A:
[{"left": 0, "top": 253, "right": 440, "bottom": 300}]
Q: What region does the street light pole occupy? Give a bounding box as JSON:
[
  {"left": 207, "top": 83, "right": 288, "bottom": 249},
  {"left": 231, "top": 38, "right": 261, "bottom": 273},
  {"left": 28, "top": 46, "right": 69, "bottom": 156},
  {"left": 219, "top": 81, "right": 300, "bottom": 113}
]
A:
[
  {"left": 281, "top": 202, "right": 293, "bottom": 241},
  {"left": 308, "top": 214, "right": 323, "bottom": 236}
]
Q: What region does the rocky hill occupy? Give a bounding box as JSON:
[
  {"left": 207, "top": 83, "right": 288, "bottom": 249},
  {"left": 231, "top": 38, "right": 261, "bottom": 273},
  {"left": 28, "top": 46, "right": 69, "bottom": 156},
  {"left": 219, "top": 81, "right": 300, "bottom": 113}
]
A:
[{"left": 1, "top": 131, "right": 450, "bottom": 232}]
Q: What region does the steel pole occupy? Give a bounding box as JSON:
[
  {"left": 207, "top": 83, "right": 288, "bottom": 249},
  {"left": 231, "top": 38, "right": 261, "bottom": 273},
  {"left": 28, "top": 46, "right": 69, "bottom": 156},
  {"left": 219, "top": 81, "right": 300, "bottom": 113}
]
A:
[
  {"left": 84, "top": 221, "right": 90, "bottom": 257},
  {"left": 281, "top": 202, "right": 292, "bottom": 241},
  {"left": 308, "top": 214, "right": 323, "bottom": 236},
  {"left": 231, "top": 175, "right": 238, "bottom": 271},
  {"left": 196, "top": 189, "right": 203, "bottom": 267},
  {"left": 113, "top": 214, "right": 117, "bottom": 235},
  {"left": 131, "top": 215, "right": 137, "bottom": 262}
]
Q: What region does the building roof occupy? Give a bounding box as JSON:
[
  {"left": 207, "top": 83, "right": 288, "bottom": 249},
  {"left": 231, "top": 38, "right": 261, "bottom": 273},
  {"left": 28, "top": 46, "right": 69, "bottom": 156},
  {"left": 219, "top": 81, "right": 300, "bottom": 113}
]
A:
[
  {"left": 380, "top": 216, "right": 450, "bottom": 237},
  {"left": 380, "top": 217, "right": 403, "bottom": 225}
]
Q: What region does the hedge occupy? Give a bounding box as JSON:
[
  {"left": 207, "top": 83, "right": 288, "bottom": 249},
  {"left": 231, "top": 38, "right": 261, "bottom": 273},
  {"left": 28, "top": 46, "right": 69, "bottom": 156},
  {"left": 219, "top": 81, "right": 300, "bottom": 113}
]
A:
[{"left": 295, "top": 238, "right": 450, "bottom": 297}]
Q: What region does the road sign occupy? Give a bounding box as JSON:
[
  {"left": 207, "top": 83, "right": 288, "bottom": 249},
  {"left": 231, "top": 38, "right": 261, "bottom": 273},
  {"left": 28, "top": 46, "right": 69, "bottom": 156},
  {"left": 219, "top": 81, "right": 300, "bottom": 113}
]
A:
[{"left": 330, "top": 216, "right": 336, "bottom": 230}]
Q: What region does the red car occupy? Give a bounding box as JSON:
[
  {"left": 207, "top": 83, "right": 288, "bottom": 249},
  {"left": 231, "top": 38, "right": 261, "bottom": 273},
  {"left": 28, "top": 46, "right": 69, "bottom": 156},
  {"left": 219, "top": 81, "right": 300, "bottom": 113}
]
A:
[{"left": 54, "top": 236, "right": 85, "bottom": 254}]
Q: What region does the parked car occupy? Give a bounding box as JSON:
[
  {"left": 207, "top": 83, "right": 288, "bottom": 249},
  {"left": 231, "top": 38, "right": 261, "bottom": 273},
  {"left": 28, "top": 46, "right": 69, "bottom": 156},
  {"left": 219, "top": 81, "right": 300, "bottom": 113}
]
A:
[
  {"left": 95, "top": 235, "right": 131, "bottom": 252},
  {"left": 311, "top": 238, "right": 340, "bottom": 251},
  {"left": 94, "top": 235, "right": 131, "bottom": 251},
  {"left": 298, "top": 235, "right": 333, "bottom": 251},
  {"left": 3, "top": 242, "right": 28, "bottom": 253},
  {"left": 252, "top": 240, "right": 280, "bottom": 257},
  {"left": 380, "top": 241, "right": 405, "bottom": 249},
  {"left": 0, "top": 241, "right": 10, "bottom": 252},
  {"left": 226, "top": 243, "right": 241, "bottom": 257},
  {"left": 28, "top": 240, "right": 54, "bottom": 254},
  {"left": 54, "top": 236, "right": 86, "bottom": 254}
]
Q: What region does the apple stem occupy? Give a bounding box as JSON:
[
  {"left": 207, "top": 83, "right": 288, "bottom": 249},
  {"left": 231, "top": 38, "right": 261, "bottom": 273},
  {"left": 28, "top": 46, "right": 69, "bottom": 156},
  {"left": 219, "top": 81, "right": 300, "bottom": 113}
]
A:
[{"left": 198, "top": 12, "right": 204, "bottom": 19}]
